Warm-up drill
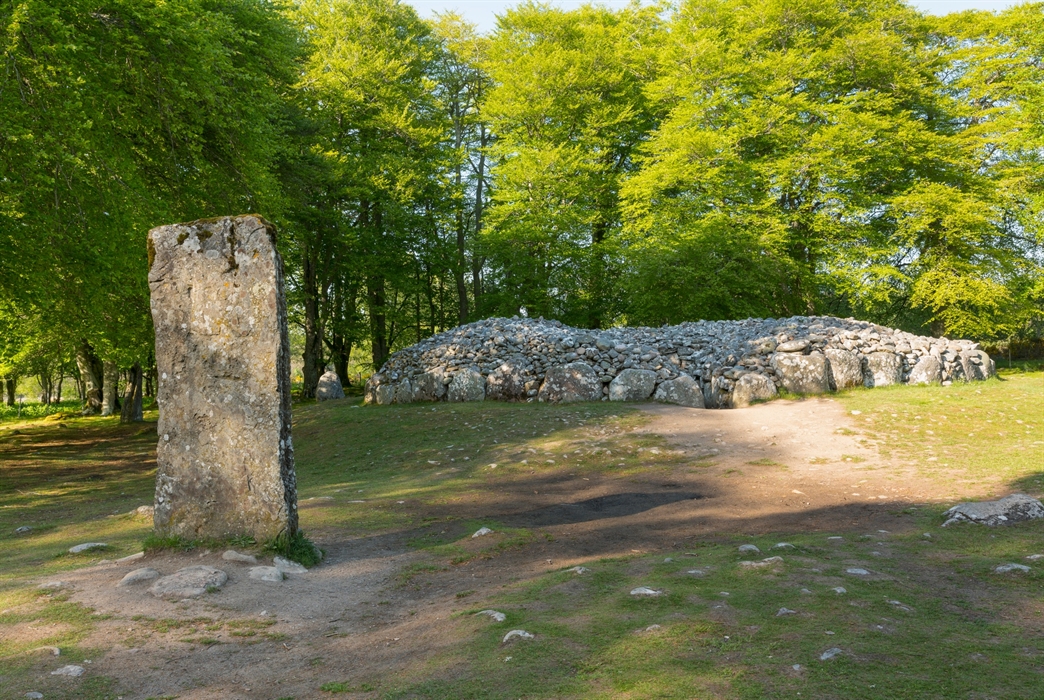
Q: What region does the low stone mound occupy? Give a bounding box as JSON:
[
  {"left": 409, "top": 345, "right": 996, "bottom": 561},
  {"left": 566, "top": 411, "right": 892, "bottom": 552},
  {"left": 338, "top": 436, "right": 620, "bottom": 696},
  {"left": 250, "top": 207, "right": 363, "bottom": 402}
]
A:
[{"left": 364, "top": 315, "right": 994, "bottom": 408}]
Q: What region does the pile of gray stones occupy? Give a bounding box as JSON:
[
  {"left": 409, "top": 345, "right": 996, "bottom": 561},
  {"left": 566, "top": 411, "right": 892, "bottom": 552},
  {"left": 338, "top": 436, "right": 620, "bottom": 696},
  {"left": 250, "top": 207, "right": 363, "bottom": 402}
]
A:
[{"left": 364, "top": 315, "right": 995, "bottom": 409}]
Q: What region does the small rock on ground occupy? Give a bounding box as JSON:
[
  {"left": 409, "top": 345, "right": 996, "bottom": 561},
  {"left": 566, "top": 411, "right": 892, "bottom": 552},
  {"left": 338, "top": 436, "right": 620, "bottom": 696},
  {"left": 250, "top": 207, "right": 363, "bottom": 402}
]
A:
[
  {"left": 630, "top": 587, "right": 663, "bottom": 597},
  {"left": 249, "top": 566, "right": 284, "bottom": 582},
  {"left": 273, "top": 556, "right": 307, "bottom": 574},
  {"left": 738, "top": 544, "right": 761, "bottom": 554},
  {"left": 502, "top": 630, "right": 534, "bottom": 642},
  {"left": 51, "top": 665, "right": 85, "bottom": 677},
  {"left": 149, "top": 566, "right": 228, "bottom": 599},
  {"left": 117, "top": 568, "right": 160, "bottom": 587},
  {"left": 115, "top": 552, "right": 145, "bottom": 564},
  {"left": 567, "top": 566, "right": 590, "bottom": 574},
  {"left": 25, "top": 692, "right": 44, "bottom": 699},
  {"left": 820, "top": 648, "right": 843, "bottom": 661},
  {"left": 995, "top": 563, "right": 1031, "bottom": 573},
  {"left": 774, "top": 542, "right": 795, "bottom": 549},
  {"left": 222, "top": 550, "right": 258, "bottom": 564},
  {"left": 68, "top": 543, "right": 107, "bottom": 554},
  {"left": 845, "top": 568, "right": 870, "bottom": 576},
  {"left": 777, "top": 608, "right": 797, "bottom": 616},
  {"left": 15, "top": 526, "right": 32, "bottom": 534},
  {"left": 37, "top": 581, "right": 66, "bottom": 590},
  {"left": 832, "top": 587, "right": 847, "bottom": 594},
  {"left": 1025, "top": 554, "right": 1043, "bottom": 561},
  {"left": 942, "top": 493, "right": 1044, "bottom": 527},
  {"left": 476, "top": 610, "right": 506, "bottom": 622},
  {"left": 472, "top": 527, "right": 493, "bottom": 538}
]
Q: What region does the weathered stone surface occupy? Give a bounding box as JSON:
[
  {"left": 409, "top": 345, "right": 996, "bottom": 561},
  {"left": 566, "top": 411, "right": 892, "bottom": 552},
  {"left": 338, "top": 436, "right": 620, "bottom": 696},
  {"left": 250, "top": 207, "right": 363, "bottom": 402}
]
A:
[
  {"left": 393, "top": 379, "right": 414, "bottom": 404},
  {"left": 248, "top": 566, "right": 284, "bottom": 582},
  {"left": 777, "top": 339, "right": 809, "bottom": 353},
  {"left": 863, "top": 351, "right": 902, "bottom": 387},
  {"left": 148, "top": 565, "right": 227, "bottom": 599},
  {"left": 962, "top": 350, "right": 995, "bottom": 381},
  {"left": 538, "top": 363, "right": 601, "bottom": 403},
  {"left": 771, "top": 352, "right": 829, "bottom": 394},
  {"left": 731, "top": 373, "right": 777, "bottom": 407},
  {"left": 148, "top": 215, "right": 297, "bottom": 542},
  {"left": 69, "top": 543, "right": 107, "bottom": 554},
  {"left": 653, "top": 375, "right": 705, "bottom": 407},
  {"left": 448, "top": 369, "right": 485, "bottom": 402},
  {"left": 411, "top": 370, "right": 447, "bottom": 402},
  {"left": 222, "top": 550, "right": 257, "bottom": 564},
  {"left": 609, "top": 369, "right": 657, "bottom": 402},
  {"left": 273, "top": 556, "right": 308, "bottom": 574},
  {"left": 942, "top": 494, "right": 1044, "bottom": 527},
  {"left": 316, "top": 371, "right": 345, "bottom": 401},
  {"left": 51, "top": 665, "right": 85, "bottom": 677},
  {"left": 118, "top": 568, "right": 161, "bottom": 587},
  {"left": 824, "top": 349, "right": 862, "bottom": 390},
  {"left": 486, "top": 363, "right": 527, "bottom": 401},
  {"left": 907, "top": 356, "right": 941, "bottom": 385}
]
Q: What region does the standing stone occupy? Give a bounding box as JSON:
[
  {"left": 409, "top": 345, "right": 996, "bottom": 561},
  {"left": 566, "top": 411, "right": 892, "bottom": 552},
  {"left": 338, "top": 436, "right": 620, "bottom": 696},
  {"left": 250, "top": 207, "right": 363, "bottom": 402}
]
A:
[
  {"left": 731, "top": 373, "right": 777, "bottom": 407},
  {"left": 609, "top": 369, "right": 657, "bottom": 402},
  {"left": 863, "top": 352, "right": 902, "bottom": 387},
  {"left": 394, "top": 379, "right": 414, "bottom": 404},
  {"left": 448, "top": 369, "right": 485, "bottom": 402},
  {"left": 316, "top": 371, "right": 345, "bottom": 401},
  {"left": 148, "top": 215, "right": 297, "bottom": 541},
  {"left": 653, "top": 375, "right": 705, "bottom": 408},
  {"left": 538, "top": 363, "right": 602, "bottom": 403},
  {"left": 486, "top": 363, "right": 527, "bottom": 401},
  {"left": 771, "top": 352, "right": 830, "bottom": 394},
  {"left": 907, "top": 356, "right": 941, "bottom": 385},
  {"left": 824, "top": 349, "right": 862, "bottom": 390},
  {"left": 412, "top": 370, "right": 447, "bottom": 402}
]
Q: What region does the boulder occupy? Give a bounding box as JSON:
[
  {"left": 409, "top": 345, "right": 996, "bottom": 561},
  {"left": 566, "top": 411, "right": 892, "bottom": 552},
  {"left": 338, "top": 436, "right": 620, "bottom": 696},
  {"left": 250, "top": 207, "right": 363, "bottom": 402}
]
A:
[
  {"left": 248, "top": 566, "right": 284, "bottom": 582},
  {"left": 117, "top": 568, "right": 161, "bottom": 587},
  {"left": 609, "top": 369, "right": 657, "bottom": 402},
  {"left": 448, "top": 369, "right": 485, "bottom": 402},
  {"left": 863, "top": 352, "right": 902, "bottom": 387},
  {"left": 907, "top": 356, "right": 941, "bottom": 385},
  {"left": 393, "top": 379, "right": 414, "bottom": 404},
  {"left": 942, "top": 494, "right": 1044, "bottom": 527},
  {"left": 771, "top": 352, "right": 829, "bottom": 394},
  {"left": 824, "top": 349, "right": 862, "bottom": 390},
  {"left": 410, "top": 370, "right": 446, "bottom": 402},
  {"left": 962, "top": 350, "right": 995, "bottom": 381},
  {"left": 538, "top": 363, "right": 602, "bottom": 403},
  {"left": 486, "top": 363, "right": 527, "bottom": 401},
  {"left": 653, "top": 375, "right": 705, "bottom": 408},
  {"left": 731, "top": 373, "right": 777, "bottom": 407},
  {"left": 316, "top": 370, "right": 345, "bottom": 401},
  {"left": 148, "top": 566, "right": 228, "bottom": 599}
]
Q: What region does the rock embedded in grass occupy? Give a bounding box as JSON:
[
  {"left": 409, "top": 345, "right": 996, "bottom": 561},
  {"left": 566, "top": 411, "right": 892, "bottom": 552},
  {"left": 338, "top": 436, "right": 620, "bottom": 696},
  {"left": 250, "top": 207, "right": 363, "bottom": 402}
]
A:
[
  {"left": 69, "top": 542, "right": 107, "bottom": 554},
  {"left": 738, "top": 544, "right": 761, "bottom": 554},
  {"left": 472, "top": 527, "right": 493, "bottom": 538},
  {"left": 994, "top": 563, "right": 1031, "bottom": 574},
  {"left": 502, "top": 630, "right": 534, "bottom": 642},
  {"left": 845, "top": 568, "right": 870, "bottom": 576},
  {"left": 567, "top": 566, "right": 591, "bottom": 574},
  {"left": 819, "top": 647, "right": 843, "bottom": 661},
  {"left": 50, "top": 665, "right": 85, "bottom": 677},
  {"left": 941, "top": 494, "right": 1044, "bottom": 527},
  {"left": 15, "top": 526, "right": 31, "bottom": 534},
  {"left": 630, "top": 587, "right": 663, "bottom": 597},
  {"left": 476, "top": 610, "right": 506, "bottom": 622},
  {"left": 364, "top": 315, "right": 992, "bottom": 407},
  {"left": 776, "top": 607, "right": 797, "bottom": 616}
]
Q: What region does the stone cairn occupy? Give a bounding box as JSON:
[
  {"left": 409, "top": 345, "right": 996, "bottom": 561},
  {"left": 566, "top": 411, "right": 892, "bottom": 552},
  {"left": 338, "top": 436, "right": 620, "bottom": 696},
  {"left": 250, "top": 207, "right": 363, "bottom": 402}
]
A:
[
  {"left": 365, "top": 315, "right": 995, "bottom": 408},
  {"left": 148, "top": 215, "right": 298, "bottom": 541}
]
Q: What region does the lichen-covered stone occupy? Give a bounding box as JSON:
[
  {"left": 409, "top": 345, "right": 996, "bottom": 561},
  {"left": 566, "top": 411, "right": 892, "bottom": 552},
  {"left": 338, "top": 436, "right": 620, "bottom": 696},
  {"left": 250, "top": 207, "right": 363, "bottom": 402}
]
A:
[
  {"left": 148, "top": 215, "right": 297, "bottom": 541},
  {"left": 394, "top": 378, "right": 414, "bottom": 404},
  {"left": 316, "top": 371, "right": 345, "bottom": 401},
  {"left": 609, "top": 369, "right": 657, "bottom": 402},
  {"left": 731, "top": 372, "right": 777, "bottom": 407},
  {"left": 771, "top": 352, "right": 829, "bottom": 394},
  {"left": 448, "top": 369, "right": 485, "bottom": 402},
  {"left": 539, "top": 362, "right": 601, "bottom": 403},
  {"left": 942, "top": 494, "right": 1044, "bottom": 527},
  {"left": 411, "top": 370, "right": 446, "bottom": 402},
  {"left": 653, "top": 375, "right": 704, "bottom": 407},
  {"left": 824, "top": 349, "right": 862, "bottom": 390},
  {"left": 864, "top": 351, "right": 902, "bottom": 387},
  {"left": 486, "top": 362, "right": 527, "bottom": 401},
  {"left": 907, "top": 356, "right": 941, "bottom": 385}
]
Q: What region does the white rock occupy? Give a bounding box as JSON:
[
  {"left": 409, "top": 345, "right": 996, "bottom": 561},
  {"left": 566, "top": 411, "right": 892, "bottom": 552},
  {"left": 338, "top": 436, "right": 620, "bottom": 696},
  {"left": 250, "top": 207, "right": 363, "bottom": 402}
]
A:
[
  {"left": 845, "top": 568, "right": 870, "bottom": 576},
  {"left": 68, "top": 543, "right": 107, "bottom": 554},
  {"left": 630, "top": 587, "right": 663, "bottom": 597},
  {"left": 222, "top": 550, "right": 258, "bottom": 564},
  {"left": 832, "top": 587, "right": 847, "bottom": 594},
  {"left": 51, "top": 665, "right": 85, "bottom": 677},
  {"left": 117, "top": 568, "right": 160, "bottom": 587},
  {"left": 273, "top": 556, "right": 307, "bottom": 574},
  {"left": 567, "top": 566, "right": 590, "bottom": 574},
  {"left": 149, "top": 566, "right": 228, "bottom": 599},
  {"left": 25, "top": 693, "right": 44, "bottom": 699},
  {"left": 249, "top": 566, "right": 284, "bottom": 582},
  {"left": 819, "top": 647, "right": 843, "bottom": 661},
  {"left": 762, "top": 556, "right": 784, "bottom": 563},
  {"left": 15, "top": 526, "right": 32, "bottom": 534},
  {"left": 37, "top": 581, "right": 66, "bottom": 590},
  {"left": 1026, "top": 554, "right": 1044, "bottom": 561},
  {"left": 115, "top": 552, "right": 145, "bottom": 564},
  {"left": 943, "top": 494, "right": 1044, "bottom": 527},
  {"left": 776, "top": 607, "right": 797, "bottom": 616},
  {"left": 738, "top": 544, "right": 761, "bottom": 554},
  {"left": 476, "top": 610, "right": 506, "bottom": 622},
  {"left": 774, "top": 542, "right": 795, "bottom": 549},
  {"left": 994, "top": 563, "right": 1031, "bottom": 573},
  {"left": 827, "top": 536, "right": 843, "bottom": 541},
  {"left": 645, "top": 624, "right": 661, "bottom": 631},
  {"left": 502, "top": 629, "right": 534, "bottom": 642},
  {"left": 686, "top": 569, "right": 705, "bottom": 576},
  {"left": 472, "top": 527, "right": 493, "bottom": 538}
]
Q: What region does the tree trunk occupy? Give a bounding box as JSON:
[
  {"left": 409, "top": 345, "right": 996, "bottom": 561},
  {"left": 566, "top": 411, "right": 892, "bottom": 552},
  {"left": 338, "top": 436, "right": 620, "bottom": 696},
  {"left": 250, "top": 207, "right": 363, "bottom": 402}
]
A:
[
  {"left": 76, "top": 341, "right": 103, "bottom": 415},
  {"left": 120, "top": 363, "right": 144, "bottom": 423},
  {"left": 55, "top": 373, "right": 63, "bottom": 403},
  {"left": 367, "top": 274, "right": 389, "bottom": 371},
  {"left": 472, "top": 124, "right": 488, "bottom": 312},
  {"left": 329, "top": 333, "right": 352, "bottom": 387},
  {"left": 37, "top": 373, "right": 53, "bottom": 404},
  {"left": 5, "top": 377, "right": 16, "bottom": 406},
  {"left": 302, "top": 240, "right": 323, "bottom": 399},
  {"left": 101, "top": 360, "right": 119, "bottom": 416}
]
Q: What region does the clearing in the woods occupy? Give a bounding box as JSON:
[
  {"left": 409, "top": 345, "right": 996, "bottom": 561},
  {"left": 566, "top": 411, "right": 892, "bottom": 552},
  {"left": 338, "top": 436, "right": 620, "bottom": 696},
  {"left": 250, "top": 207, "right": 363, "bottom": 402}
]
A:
[{"left": 1, "top": 368, "right": 1042, "bottom": 699}]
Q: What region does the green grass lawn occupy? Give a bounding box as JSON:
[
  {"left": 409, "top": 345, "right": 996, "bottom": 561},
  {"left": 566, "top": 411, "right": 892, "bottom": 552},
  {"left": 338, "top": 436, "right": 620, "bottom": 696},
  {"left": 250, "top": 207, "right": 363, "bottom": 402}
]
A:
[{"left": 1, "top": 369, "right": 1042, "bottom": 699}]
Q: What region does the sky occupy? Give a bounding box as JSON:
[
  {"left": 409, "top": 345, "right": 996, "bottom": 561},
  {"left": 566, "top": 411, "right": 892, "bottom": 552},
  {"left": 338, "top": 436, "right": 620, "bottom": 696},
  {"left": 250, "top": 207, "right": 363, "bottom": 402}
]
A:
[{"left": 405, "top": 0, "right": 1021, "bottom": 33}]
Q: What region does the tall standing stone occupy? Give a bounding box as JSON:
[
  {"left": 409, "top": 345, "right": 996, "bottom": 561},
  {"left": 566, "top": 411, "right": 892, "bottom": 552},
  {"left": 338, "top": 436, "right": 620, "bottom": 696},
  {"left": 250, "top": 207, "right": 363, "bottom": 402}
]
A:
[{"left": 148, "top": 215, "right": 298, "bottom": 541}]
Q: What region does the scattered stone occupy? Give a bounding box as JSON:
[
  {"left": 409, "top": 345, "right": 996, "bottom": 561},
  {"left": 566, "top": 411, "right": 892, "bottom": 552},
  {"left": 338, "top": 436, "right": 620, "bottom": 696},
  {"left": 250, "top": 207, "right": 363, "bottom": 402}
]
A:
[
  {"left": 653, "top": 374, "right": 705, "bottom": 407},
  {"left": 774, "top": 542, "right": 795, "bottom": 549},
  {"left": 819, "top": 647, "right": 843, "bottom": 661},
  {"left": 117, "top": 568, "right": 161, "bottom": 587},
  {"left": 15, "top": 526, "right": 32, "bottom": 534},
  {"left": 738, "top": 544, "right": 761, "bottom": 554},
  {"left": 686, "top": 569, "right": 705, "bottom": 576},
  {"left": 777, "top": 607, "right": 797, "bottom": 616},
  {"left": 316, "top": 370, "right": 346, "bottom": 401},
  {"left": 792, "top": 664, "right": 802, "bottom": 671},
  {"left": 1026, "top": 554, "right": 1044, "bottom": 561},
  {"left": 645, "top": 624, "right": 661, "bottom": 631},
  {"left": 502, "top": 630, "right": 534, "bottom": 642},
  {"left": 827, "top": 536, "right": 843, "bottom": 541},
  {"left": 568, "top": 566, "right": 590, "bottom": 574},
  {"left": 273, "top": 556, "right": 307, "bottom": 574},
  {"left": 845, "top": 568, "right": 870, "bottom": 576},
  {"left": 30, "top": 646, "right": 60, "bottom": 657},
  {"left": 630, "top": 587, "right": 663, "bottom": 597},
  {"left": 942, "top": 494, "right": 1044, "bottom": 527},
  {"left": 476, "top": 610, "right": 506, "bottom": 622},
  {"left": 25, "top": 693, "right": 44, "bottom": 699},
  {"left": 472, "top": 527, "right": 493, "bottom": 538},
  {"left": 222, "top": 550, "right": 258, "bottom": 564},
  {"left": 994, "top": 563, "right": 1031, "bottom": 574},
  {"left": 37, "top": 581, "right": 66, "bottom": 591},
  {"left": 888, "top": 600, "right": 913, "bottom": 611},
  {"left": 115, "top": 552, "right": 145, "bottom": 564},
  {"left": 148, "top": 566, "right": 228, "bottom": 599},
  {"left": 800, "top": 588, "right": 812, "bottom": 594},
  {"left": 148, "top": 215, "right": 298, "bottom": 542},
  {"left": 68, "top": 543, "right": 107, "bottom": 554},
  {"left": 762, "top": 556, "right": 784, "bottom": 563},
  {"left": 609, "top": 369, "right": 657, "bottom": 402},
  {"left": 248, "top": 566, "right": 284, "bottom": 582},
  {"left": 832, "top": 587, "right": 847, "bottom": 594},
  {"left": 51, "top": 665, "right": 85, "bottom": 677}
]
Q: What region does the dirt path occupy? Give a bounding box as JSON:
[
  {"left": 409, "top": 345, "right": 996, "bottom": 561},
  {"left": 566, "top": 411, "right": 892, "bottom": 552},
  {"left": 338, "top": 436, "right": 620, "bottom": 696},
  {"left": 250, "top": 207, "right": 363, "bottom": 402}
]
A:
[{"left": 30, "top": 399, "right": 984, "bottom": 699}]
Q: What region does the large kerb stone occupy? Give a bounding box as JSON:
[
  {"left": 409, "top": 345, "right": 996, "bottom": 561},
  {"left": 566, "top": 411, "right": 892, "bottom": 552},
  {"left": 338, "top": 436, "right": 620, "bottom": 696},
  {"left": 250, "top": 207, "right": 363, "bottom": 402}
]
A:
[{"left": 148, "top": 215, "right": 298, "bottom": 541}]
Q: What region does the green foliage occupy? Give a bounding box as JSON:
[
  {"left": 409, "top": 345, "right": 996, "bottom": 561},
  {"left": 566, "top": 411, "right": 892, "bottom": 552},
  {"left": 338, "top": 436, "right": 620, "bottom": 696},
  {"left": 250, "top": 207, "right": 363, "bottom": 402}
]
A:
[{"left": 264, "top": 529, "right": 324, "bottom": 567}]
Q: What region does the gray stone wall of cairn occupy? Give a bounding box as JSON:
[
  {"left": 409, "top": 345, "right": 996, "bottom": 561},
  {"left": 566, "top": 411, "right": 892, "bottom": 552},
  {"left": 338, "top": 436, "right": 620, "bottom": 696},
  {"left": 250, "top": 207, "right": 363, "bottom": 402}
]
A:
[{"left": 364, "top": 316, "right": 995, "bottom": 408}]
